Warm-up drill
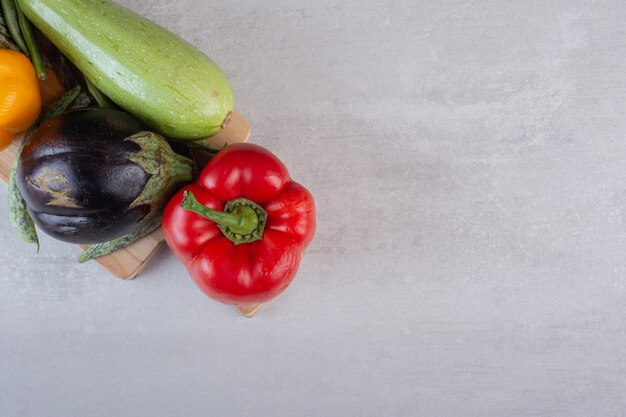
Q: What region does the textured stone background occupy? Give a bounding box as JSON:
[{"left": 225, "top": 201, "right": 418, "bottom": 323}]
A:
[{"left": 2, "top": 1, "right": 626, "bottom": 416}]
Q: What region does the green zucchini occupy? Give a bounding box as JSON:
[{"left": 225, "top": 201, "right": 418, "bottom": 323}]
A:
[{"left": 17, "top": 0, "right": 234, "bottom": 140}]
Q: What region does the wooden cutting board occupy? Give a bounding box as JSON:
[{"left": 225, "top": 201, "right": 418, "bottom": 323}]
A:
[{"left": 0, "top": 111, "right": 250, "bottom": 280}]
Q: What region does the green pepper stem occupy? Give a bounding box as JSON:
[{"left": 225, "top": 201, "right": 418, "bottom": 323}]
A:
[
  {"left": 181, "top": 190, "right": 252, "bottom": 230},
  {"left": 181, "top": 191, "right": 267, "bottom": 245}
]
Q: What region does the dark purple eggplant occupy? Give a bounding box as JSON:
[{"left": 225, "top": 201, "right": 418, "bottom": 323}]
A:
[{"left": 17, "top": 108, "right": 194, "bottom": 244}]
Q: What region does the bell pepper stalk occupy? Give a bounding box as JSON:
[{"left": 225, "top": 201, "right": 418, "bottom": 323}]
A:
[{"left": 162, "top": 143, "right": 316, "bottom": 317}]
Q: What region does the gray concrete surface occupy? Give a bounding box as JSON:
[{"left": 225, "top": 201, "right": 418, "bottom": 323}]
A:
[{"left": 2, "top": 0, "right": 626, "bottom": 416}]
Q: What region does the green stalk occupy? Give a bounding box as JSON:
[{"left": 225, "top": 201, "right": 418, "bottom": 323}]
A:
[
  {"left": 15, "top": 2, "right": 45, "bottom": 79},
  {"left": 0, "top": 0, "right": 26, "bottom": 53},
  {"left": 181, "top": 191, "right": 251, "bottom": 231},
  {"left": 181, "top": 191, "right": 267, "bottom": 245}
]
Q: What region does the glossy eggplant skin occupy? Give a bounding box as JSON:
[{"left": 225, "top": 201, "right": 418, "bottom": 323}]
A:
[{"left": 17, "top": 108, "right": 151, "bottom": 244}]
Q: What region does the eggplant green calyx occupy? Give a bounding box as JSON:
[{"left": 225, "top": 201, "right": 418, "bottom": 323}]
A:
[
  {"left": 126, "top": 131, "right": 194, "bottom": 220},
  {"left": 181, "top": 191, "right": 267, "bottom": 245}
]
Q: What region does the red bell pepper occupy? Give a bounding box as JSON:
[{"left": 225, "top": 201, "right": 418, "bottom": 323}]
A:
[{"left": 162, "top": 143, "right": 316, "bottom": 309}]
